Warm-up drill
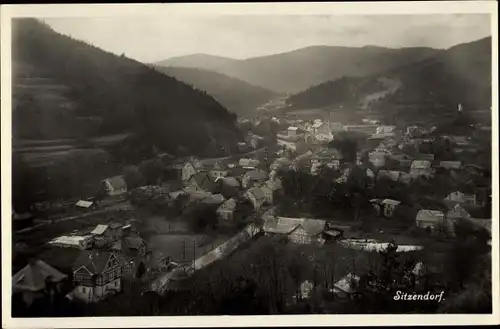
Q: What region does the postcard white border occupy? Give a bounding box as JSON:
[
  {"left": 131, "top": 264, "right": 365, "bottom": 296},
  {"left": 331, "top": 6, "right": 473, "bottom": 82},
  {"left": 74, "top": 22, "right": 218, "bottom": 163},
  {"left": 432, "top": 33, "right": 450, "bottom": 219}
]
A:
[{"left": 1, "top": 1, "right": 499, "bottom": 328}]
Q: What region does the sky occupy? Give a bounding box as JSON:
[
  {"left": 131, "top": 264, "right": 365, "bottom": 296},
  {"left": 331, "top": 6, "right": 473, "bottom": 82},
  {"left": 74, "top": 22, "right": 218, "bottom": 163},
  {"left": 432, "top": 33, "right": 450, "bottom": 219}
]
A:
[{"left": 43, "top": 14, "right": 492, "bottom": 63}]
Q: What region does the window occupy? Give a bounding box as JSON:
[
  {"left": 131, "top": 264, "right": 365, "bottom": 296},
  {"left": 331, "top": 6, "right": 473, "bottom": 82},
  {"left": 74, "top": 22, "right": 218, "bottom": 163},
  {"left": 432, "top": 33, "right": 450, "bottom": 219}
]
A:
[
  {"left": 82, "top": 287, "right": 86, "bottom": 293},
  {"left": 115, "top": 280, "right": 118, "bottom": 287}
]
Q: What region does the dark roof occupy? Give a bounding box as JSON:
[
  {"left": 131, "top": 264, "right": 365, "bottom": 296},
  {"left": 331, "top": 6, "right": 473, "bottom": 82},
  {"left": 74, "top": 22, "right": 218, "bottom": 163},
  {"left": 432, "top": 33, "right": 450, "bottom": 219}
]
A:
[
  {"left": 190, "top": 173, "right": 216, "bottom": 191},
  {"left": 109, "top": 222, "right": 123, "bottom": 229},
  {"left": 72, "top": 250, "right": 114, "bottom": 275},
  {"left": 12, "top": 260, "right": 68, "bottom": 292}
]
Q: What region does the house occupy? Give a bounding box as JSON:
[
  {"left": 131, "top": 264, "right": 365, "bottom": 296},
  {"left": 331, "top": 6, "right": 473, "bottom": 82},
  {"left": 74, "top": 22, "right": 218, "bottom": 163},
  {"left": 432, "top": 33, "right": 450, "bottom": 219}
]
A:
[
  {"left": 71, "top": 251, "right": 122, "bottom": 303},
  {"left": 371, "top": 199, "right": 401, "bottom": 217},
  {"left": 215, "top": 176, "right": 241, "bottom": 199},
  {"left": 439, "top": 161, "right": 462, "bottom": 170},
  {"left": 103, "top": 176, "right": 127, "bottom": 196},
  {"left": 243, "top": 187, "right": 267, "bottom": 211},
  {"left": 185, "top": 173, "right": 216, "bottom": 192},
  {"left": 380, "top": 199, "right": 401, "bottom": 217},
  {"left": 264, "top": 179, "right": 283, "bottom": 204},
  {"left": 368, "top": 151, "right": 387, "bottom": 168},
  {"left": 312, "top": 122, "right": 332, "bottom": 137},
  {"left": 410, "top": 160, "right": 433, "bottom": 179},
  {"left": 200, "top": 193, "right": 226, "bottom": 205},
  {"left": 242, "top": 169, "right": 268, "bottom": 189},
  {"left": 90, "top": 224, "right": 114, "bottom": 247},
  {"left": 181, "top": 161, "right": 199, "bottom": 182},
  {"left": 445, "top": 191, "right": 477, "bottom": 206},
  {"left": 238, "top": 158, "right": 260, "bottom": 169},
  {"left": 263, "top": 217, "right": 327, "bottom": 244},
  {"left": 216, "top": 198, "right": 237, "bottom": 221},
  {"left": 330, "top": 273, "right": 360, "bottom": 299},
  {"left": 415, "top": 210, "right": 445, "bottom": 230},
  {"left": 12, "top": 259, "right": 68, "bottom": 307},
  {"left": 75, "top": 200, "right": 96, "bottom": 210},
  {"left": 446, "top": 204, "right": 471, "bottom": 220},
  {"left": 110, "top": 236, "right": 149, "bottom": 280},
  {"left": 288, "top": 126, "right": 299, "bottom": 137},
  {"left": 49, "top": 235, "right": 93, "bottom": 250},
  {"left": 377, "top": 170, "right": 411, "bottom": 184},
  {"left": 310, "top": 148, "right": 343, "bottom": 174}
]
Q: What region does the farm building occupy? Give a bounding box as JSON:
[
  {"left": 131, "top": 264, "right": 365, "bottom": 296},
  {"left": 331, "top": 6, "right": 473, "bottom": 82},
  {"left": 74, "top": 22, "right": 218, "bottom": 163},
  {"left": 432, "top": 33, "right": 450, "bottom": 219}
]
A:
[
  {"left": 263, "top": 217, "right": 327, "bottom": 245},
  {"left": 75, "top": 200, "right": 96, "bottom": 210},
  {"left": 49, "top": 235, "right": 93, "bottom": 250}
]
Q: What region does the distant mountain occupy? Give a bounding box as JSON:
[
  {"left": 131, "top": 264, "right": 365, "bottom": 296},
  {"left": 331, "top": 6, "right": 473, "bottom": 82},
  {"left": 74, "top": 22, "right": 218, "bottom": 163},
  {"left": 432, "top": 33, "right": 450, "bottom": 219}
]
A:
[
  {"left": 286, "top": 37, "right": 492, "bottom": 123},
  {"left": 156, "top": 54, "right": 239, "bottom": 73},
  {"left": 155, "top": 46, "right": 439, "bottom": 94},
  {"left": 154, "top": 66, "right": 278, "bottom": 116},
  {"left": 12, "top": 19, "right": 241, "bottom": 158}
]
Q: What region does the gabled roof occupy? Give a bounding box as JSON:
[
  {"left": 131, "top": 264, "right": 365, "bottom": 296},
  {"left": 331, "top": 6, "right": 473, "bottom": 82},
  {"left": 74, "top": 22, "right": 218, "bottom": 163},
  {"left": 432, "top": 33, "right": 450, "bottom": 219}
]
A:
[
  {"left": 263, "top": 217, "right": 326, "bottom": 236},
  {"left": 112, "top": 236, "right": 146, "bottom": 252},
  {"left": 218, "top": 198, "right": 237, "bottom": 211},
  {"left": 91, "top": 224, "right": 109, "bottom": 235},
  {"left": 104, "top": 175, "right": 127, "bottom": 190},
  {"left": 411, "top": 160, "right": 432, "bottom": 169},
  {"left": 218, "top": 176, "right": 240, "bottom": 187},
  {"left": 244, "top": 169, "right": 268, "bottom": 180},
  {"left": 72, "top": 250, "right": 115, "bottom": 274},
  {"left": 190, "top": 173, "right": 216, "bottom": 191},
  {"left": 246, "top": 187, "right": 266, "bottom": 201},
  {"left": 381, "top": 199, "right": 401, "bottom": 206},
  {"left": 13, "top": 260, "right": 67, "bottom": 292},
  {"left": 76, "top": 200, "right": 94, "bottom": 208},
  {"left": 416, "top": 209, "right": 444, "bottom": 220}
]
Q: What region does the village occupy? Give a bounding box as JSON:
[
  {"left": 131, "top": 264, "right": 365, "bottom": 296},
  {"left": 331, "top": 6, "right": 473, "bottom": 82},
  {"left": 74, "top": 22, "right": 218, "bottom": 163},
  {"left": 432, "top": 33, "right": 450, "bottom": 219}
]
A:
[{"left": 11, "top": 103, "right": 492, "bottom": 314}]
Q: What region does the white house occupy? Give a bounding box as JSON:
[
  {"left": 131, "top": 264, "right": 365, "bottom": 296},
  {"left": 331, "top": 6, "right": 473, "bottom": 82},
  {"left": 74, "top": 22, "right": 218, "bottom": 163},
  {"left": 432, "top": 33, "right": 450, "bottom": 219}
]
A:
[
  {"left": 103, "top": 176, "right": 127, "bottom": 196},
  {"left": 415, "top": 210, "right": 445, "bottom": 230}
]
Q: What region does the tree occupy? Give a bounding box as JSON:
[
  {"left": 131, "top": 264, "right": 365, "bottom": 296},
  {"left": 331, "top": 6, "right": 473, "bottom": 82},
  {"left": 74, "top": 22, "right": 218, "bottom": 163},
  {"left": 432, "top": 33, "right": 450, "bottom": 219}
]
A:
[
  {"left": 328, "top": 131, "right": 366, "bottom": 163},
  {"left": 138, "top": 158, "right": 164, "bottom": 185},
  {"left": 123, "top": 165, "right": 145, "bottom": 190},
  {"left": 187, "top": 203, "right": 219, "bottom": 233}
]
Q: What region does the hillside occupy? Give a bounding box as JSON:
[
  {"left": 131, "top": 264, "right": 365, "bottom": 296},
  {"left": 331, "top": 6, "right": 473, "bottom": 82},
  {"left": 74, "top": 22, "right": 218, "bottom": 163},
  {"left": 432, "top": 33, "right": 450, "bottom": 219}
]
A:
[
  {"left": 154, "top": 66, "right": 278, "bottom": 117},
  {"left": 286, "top": 37, "right": 492, "bottom": 123},
  {"left": 12, "top": 18, "right": 241, "bottom": 158},
  {"left": 155, "top": 46, "right": 439, "bottom": 94}
]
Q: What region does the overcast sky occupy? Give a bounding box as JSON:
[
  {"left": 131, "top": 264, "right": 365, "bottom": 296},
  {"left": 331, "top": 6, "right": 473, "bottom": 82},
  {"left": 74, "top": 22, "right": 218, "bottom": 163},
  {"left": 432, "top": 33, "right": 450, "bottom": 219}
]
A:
[{"left": 43, "top": 14, "right": 491, "bottom": 63}]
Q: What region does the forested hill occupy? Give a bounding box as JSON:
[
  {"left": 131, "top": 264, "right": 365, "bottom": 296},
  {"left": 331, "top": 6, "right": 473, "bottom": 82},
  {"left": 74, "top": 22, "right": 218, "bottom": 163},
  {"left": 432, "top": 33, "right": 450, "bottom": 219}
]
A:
[
  {"left": 156, "top": 46, "right": 439, "bottom": 94},
  {"left": 286, "top": 37, "right": 492, "bottom": 121},
  {"left": 12, "top": 18, "right": 241, "bottom": 156},
  {"left": 154, "top": 66, "right": 278, "bottom": 117}
]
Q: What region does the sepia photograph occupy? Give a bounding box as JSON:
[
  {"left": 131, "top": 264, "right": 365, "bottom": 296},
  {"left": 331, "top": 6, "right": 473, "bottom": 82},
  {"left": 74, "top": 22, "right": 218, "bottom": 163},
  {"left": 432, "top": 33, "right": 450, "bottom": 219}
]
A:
[{"left": 1, "top": 2, "right": 498, "bottom": 328}]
